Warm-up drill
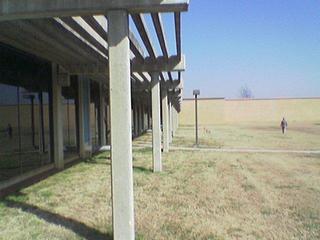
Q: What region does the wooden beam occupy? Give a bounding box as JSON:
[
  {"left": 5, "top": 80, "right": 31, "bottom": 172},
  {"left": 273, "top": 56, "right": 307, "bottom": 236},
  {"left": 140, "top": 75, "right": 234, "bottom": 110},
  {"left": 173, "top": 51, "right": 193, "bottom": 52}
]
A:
[{"left": 0, "top": 0, "right": 189, "bottom": 21}]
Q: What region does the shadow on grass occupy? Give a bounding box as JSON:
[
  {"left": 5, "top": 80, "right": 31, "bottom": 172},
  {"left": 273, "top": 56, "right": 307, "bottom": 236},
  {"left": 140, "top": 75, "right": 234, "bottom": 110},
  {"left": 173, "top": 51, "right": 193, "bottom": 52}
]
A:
[
  {"left": 2, "top": 196, "right": 112, "bottom": 240},
  {"left": 133, "top": 166, "right": 153, "bottom": 173},
  {"left": 82, "top": 160, "right": 153, "bottom": 173},
  {"left": 84, "top": 156, "right": 111, "bottom": 165}
]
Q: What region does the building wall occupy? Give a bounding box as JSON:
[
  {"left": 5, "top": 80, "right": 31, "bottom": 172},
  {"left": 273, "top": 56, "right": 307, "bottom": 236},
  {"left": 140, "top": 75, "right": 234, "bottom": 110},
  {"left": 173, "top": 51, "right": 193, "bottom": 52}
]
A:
[{"left": 180, "top": 98, "right": 320, "bottom": 125}]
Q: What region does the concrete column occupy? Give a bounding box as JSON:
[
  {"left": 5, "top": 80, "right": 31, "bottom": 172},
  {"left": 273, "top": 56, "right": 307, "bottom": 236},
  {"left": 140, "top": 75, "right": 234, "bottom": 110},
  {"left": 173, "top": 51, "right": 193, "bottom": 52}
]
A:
[
  {"left": 134, "top": 104, "right": 139, "bottom": 137},
  {"left": 131, "top": 107, "right": 134, "bottom": 137},
  {"left": 172, "top": 106, "right": 177, "bottom": 136},
  {"left": 176, "top": 108, "right": 179, "bottom": 130},
  {"left": 78, "top": 77, "right": 91, "bottom": 158},
  {"left": 108, "top": 10, "right": 135, "bottom": 240},
  {"left": 137, "top": 104, "right": 141, "bottom": 134},
  {"left": 38, "top": 92, "right": 45, "bottom": 154},
  {"left": 140, "top": 103, "right": 144, "bottom": 134},
  {"left": 144, "top": 105, "right": 148, "bottom": 131},
  {"left": 78, "top": 78, "right": 85, "bottom": 157},
  {"left": 52, "top": 64, "right": 64, "bottom": 169},
  {"left": 151, "top": 73, "right": 162, "bottom": 172},
  {"left": 161, "top": 90, "right": 169, "bottom": 152},
  {"left": 106, "top": 103, "right": 111, "bottom": 144},
  {"left": 176, "top": 109, "right": 179, "bottom": 129},
  {"left": 147, "top": 106, "right": 151, "bottom": 130},
  {"left": 99, "top": 82, "right": 106, "bottom": 146},
  {"left": 168, "top": 98, "right": 173, "bottom": 143}
]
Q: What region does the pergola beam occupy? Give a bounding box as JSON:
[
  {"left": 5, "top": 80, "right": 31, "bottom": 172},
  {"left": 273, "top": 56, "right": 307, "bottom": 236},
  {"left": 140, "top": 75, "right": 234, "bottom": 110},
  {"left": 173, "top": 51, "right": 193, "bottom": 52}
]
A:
[
  {"left": 151, "top": 13, "right": 169, "bottom": 58},
  {"left": 82, "top": 16, "right": 108, "bottom": 40},
  {"left": 131, "top": 13, "right": 157, "bottom": 59},
  {"left": 151, "top": 13, "right": 173, "bottom": 81},
  {"left": 85, "top": 15, "right": 145, "bottom": 60},
  {"left": 60, "top": 17, "right": 108, "bottom": 56},
  {"left": 131, "top": 13, "right": 168, "bottom": 81},
  {"left": 132, "top": 55, "right": 185, "bottom": 72},
  {"left": 63, "top": 55, "right": 185, "bottom": 75},
  {"left": 0, "top": 0, "right": 189, "bottom": 21},
  {"left": 174, "top": 12, "right": 181, "bottom": 57},
  {"left": 162, "top": 79, "right": 181, "bottom": 90}
]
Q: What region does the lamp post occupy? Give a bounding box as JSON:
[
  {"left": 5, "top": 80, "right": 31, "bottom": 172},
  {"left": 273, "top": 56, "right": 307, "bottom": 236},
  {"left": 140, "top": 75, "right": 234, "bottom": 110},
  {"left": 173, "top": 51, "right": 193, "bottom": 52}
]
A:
[{"left": 193, "top": 89, "right": 200, "bottom": 146}]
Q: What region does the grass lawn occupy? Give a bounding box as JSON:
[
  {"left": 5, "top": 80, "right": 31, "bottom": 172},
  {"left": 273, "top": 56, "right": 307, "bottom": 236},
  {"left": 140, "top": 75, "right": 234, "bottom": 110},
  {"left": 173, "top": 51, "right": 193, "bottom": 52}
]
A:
[
  {"left": 171, "top": 122, "right": 320, "bottom": 150},
  {"left": 0, "top": 123, "right": 320, "bottom": 239}
]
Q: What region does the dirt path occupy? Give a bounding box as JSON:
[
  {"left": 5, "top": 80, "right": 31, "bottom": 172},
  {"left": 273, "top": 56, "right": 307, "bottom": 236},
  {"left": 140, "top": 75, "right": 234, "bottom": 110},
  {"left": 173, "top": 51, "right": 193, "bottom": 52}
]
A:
[{"left": 133, "top": 144, "right": 320, "bottom": 154}]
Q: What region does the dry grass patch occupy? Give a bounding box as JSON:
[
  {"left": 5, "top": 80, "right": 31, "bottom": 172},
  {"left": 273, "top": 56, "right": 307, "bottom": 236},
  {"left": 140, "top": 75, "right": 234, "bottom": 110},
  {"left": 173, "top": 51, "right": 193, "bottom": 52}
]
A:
[{"left": 1, "top": 123, "right": 320, "bottom": 239}]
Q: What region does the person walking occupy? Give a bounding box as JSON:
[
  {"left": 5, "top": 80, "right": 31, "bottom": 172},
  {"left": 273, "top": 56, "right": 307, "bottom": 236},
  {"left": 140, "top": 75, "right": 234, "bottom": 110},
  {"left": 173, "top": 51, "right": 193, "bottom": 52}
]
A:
[{"left": 280, "top": 117, "right": 288, "bottom": 134}]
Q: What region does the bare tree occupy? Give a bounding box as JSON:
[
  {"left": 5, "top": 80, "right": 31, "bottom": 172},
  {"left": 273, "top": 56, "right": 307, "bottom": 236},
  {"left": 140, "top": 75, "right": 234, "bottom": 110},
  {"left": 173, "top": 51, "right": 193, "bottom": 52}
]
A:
[{"left": 239, "top": 85, "right": 253, "bottom": 98}]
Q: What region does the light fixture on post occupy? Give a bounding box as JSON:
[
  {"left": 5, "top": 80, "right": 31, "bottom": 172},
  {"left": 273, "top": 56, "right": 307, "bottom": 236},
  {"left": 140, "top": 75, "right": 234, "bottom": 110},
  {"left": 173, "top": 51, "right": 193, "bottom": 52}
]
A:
[{"left": 193, "top": 89, "right": 200, "bottom": 146}]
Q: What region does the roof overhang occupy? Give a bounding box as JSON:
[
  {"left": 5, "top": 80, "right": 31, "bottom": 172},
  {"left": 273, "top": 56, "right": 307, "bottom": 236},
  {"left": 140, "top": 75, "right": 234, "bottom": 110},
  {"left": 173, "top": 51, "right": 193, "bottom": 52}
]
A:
[{"left": 0, "top": 0, "right": 189, "bottom": 21}]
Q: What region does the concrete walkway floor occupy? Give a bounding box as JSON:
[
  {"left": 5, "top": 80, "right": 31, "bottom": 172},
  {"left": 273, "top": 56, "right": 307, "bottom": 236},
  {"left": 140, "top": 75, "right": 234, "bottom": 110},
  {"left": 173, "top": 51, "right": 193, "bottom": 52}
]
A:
[{"left": 133, "top": 144, "right": 320, "bottom": 154}]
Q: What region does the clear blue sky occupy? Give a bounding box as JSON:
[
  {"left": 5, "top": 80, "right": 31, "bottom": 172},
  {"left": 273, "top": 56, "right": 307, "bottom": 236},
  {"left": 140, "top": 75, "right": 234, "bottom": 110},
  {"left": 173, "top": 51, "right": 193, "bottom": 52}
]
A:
[{"left": 180, "top": 0, "right": 320, "bottom": 99}]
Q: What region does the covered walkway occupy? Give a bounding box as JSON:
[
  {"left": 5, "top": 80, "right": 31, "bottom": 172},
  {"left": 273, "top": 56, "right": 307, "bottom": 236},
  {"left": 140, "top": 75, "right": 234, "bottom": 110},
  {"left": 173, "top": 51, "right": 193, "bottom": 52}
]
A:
[{"left": 0, "top": 1, "right": 189, "bottom": 239}]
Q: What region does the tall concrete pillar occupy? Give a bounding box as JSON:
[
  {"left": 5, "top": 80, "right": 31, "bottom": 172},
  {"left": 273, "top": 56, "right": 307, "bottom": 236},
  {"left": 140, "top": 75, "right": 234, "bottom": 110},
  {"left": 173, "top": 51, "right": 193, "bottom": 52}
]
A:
[
  {"left": 172, "top": 106, "right": 177, "bottom": 136},
  {"left": 99, "top": 82, "right": 106, "bottom": 146},
  {"left": 78, "top": 77, "right": 91, "bottom": 158},
  {"left": 106, "top": 103, "right": 111, "bottom": 144},
  {"left": 161, "top": 89, "right": 169, "bottom": 152},
  {"left": 108, "top": 10, "right": 135, "bottom": 240},
  {"left": 137, "top": 104, "right": 141, "bottom": 134},
  {"left": 52, "top": 64, "right": 64, "bottom": 169},
  {"left": 144, "top": 105, "right": 148, "bottom": 130},
  {"left": 134, "top": 104, "right": 139, "bottom": 137},
  {"left": 147, "top": 105, "right": 151, "bottom": 130},
  {"left": 131, "top": 107, "right": 134, "bottom": 137},
  {"left": 140, "top": 103, "right": 144, "bottom": 133},
  {"left": 176, "top": 108, "right": 179, "bottom": 130},
  {"left": 168, "top": 97, "right": 173, "bottom": 143},
  {"left": 151, "top": 73, "right": 162, "bottom": 172}
]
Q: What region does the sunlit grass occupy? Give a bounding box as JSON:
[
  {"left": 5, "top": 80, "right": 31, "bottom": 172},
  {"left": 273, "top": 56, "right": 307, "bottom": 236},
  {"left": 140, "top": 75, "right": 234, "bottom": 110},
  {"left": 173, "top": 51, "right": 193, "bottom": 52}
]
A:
[
  {"left": 173, "top": 122, "right": 320, "bottom": 150},
  {"left": 133, "top": 122, "right": 320, "bottom": 150}
]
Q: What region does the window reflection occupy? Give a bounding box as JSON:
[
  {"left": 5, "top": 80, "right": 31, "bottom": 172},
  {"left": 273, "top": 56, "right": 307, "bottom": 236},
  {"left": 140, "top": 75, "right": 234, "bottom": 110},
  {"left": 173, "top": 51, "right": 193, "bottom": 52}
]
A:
[
  {"left": 0, "top": 44, "right": 52, "bottom": 181},
  {"left": 62, "top": 78, "right": 79, "bottom": 160}
]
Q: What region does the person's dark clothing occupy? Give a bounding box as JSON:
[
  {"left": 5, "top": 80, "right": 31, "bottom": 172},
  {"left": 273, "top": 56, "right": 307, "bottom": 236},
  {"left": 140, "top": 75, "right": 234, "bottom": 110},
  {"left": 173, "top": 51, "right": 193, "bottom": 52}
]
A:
[{"left": 280, "top": 119, "right": 288, "bottom": 134}]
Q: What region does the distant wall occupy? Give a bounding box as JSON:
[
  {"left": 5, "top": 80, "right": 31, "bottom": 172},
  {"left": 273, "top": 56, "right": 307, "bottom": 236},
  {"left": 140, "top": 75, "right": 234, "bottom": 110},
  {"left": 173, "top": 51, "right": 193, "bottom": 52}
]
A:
[
  {"left": 180, "top": 98, "right": 225, "bottom": 125},
  {"left": 180, "top": 97, "right": 320, "bottom": 125}
]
